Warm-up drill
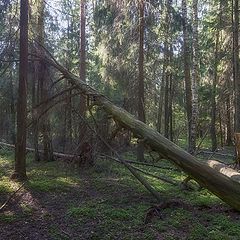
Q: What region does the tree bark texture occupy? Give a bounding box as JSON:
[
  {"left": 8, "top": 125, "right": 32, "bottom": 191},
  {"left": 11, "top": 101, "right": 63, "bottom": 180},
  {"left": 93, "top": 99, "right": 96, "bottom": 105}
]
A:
[
  {"left": 13, "top": 0, "right": 28, "bottom": 180},
  {"left": 137, "top": 0, "right": 145, "bottom": 161},
  {"left": 233, "top": 0, "right": 240, "bottom": 132},
  {"left": 182, "top": 0, "right": 193, "bottom": 153},
  {"left": 191, "top": 0, "right": 199, "bottom": 153}
]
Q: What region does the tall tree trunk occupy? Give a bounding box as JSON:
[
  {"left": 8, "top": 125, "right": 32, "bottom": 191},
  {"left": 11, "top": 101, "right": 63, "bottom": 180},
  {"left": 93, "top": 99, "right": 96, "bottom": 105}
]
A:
[
  {"left": 37, "top": 0, "right": 54, "bottom": 161},
  {"left": 12, "top": 0, "right": 28, "bottom": 180},
  {"left": 163, "top": 0, "right": 173, "bottom": 139},
  {"left": 210, "top": 33, "right": 219, "bottom": 152},
  {"left": 182, "top": 0, "right": 193, "bottom": 152},
  {"left": 233, "top": 0, "right": 240, "bottom": 133},
  {"left": 210, "top": 1, "right": 222, "bottom": 152},
  {"left": 9, "top": 71, "right": 16, "bottom": 144},
  {"left": 191, "top": 0, "right": 199, "bottom": 153},
  {"left": 169, "top": 45, "right": 174, "bottom": 142},
  {"left": 32, "top": 49, "right": 40, "bottom": 161},
  {"left": 226, "top": 95, "right": 233, "bottom": 145},
  {"left": 157, "top": 73, "right": 165, "bottom": 133},
  {"left": 137, "top": 0, "right": 145, "bottom": 161},
  {"left": 79, "top": 0, "right": 87, "bottom": 144}
]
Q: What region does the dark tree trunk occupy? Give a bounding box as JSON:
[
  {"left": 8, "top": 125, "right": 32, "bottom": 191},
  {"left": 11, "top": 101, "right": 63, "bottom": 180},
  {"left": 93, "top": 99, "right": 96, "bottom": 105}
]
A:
[
  {"left": 79, "top": 0, "right": 87, "bottom": 144},
  {"left": 210, "top": 1, "right": 222, "bottom": 152},
  {"left": 137, "top": 0, "right": 145, "bottom": 161},
  {"left": 182, "top": 0, "right": 193, "bottom": 153},
  {"left": 37, "top": 0, "right": 53, "bottom": 161},
  {"left": 169, "top": 46, "right": 174, "bottom": 142},
  {"left": 226, "top": 96, "right": 233, "bottom": 145},
  {"left": 12, "top": 0, "right": 28, "bottom": 180},
  {"left": 9, "top": 72, "right": 16, "bottom": 144},
  {"left": 157, "top": 62, "right": 166, "bottom": 133},
  {"left": 233, "top": 0, "right": 240, "bottom": 132},
  {"left": 32, "top": 50, "right": 40, "bottom": 161},
  {"left": 191, "top": 0, "right": 199, "bottom": 153}
]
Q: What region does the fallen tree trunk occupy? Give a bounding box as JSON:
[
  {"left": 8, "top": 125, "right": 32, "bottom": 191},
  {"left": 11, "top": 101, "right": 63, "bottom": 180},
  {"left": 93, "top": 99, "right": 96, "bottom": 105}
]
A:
[
  {"left": 41, "top": 53, "right": 240, "bottom": 211},
  {"left": 207, "top": 160, "right": 240, "bottom": 183},
  {"left": 0, "top": 142, "right": 74, "bottom": 159}
]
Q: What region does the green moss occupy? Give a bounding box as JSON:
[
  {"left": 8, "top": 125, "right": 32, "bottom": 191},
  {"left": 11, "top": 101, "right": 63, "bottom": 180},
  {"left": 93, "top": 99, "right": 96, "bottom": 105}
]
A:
[
  {"left": 0, "top": 149, "right": 240, "bottom": 240},
  {"left": 0, "top": 212, "right": 18, "bottom": 223},
  {"left": 27, "top": 177, "right": 76, "bottom": 192},
  {"left": 68, "top": 205, "right": 97, "bottom": 219}
]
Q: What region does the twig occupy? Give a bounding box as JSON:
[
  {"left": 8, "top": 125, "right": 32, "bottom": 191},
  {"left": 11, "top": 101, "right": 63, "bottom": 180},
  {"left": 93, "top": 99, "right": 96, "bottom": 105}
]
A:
[
  {"left": 0, "top": 182, "right": 26, "bottom": 211},
  {"left": 100, "top": 155, "right": 179, "bottom": 171},
  {"left": 102, "top": 155, "right": 178, "bottom": 186}
]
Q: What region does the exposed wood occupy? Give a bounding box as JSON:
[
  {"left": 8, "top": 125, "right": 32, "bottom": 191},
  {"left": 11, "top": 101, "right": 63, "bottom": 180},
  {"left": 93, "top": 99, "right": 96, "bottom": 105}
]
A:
[
  {"left": 207, "top": 160, "right": 240, "bottom": 183},
  {"left": 39, "top": 52, "right": 240, "bottom": 211}
]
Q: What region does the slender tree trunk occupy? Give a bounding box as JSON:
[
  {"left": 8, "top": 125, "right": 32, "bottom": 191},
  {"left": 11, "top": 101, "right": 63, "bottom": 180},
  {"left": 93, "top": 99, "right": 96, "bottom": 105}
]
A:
[
  {"left": 9, "top": 72, "right": 16, "bottom": 144},
  {"left": 191, "top": 0, "right": 199, "bottom": 154},
  {"left": 79, "top": 0, "right": 87, "bottom": 144},
  {"left": 219, "top": 110, "right": 224, "bottom": 148},
  {"left": 233, "top": 0, "right": 240, "bottom": 133},
  {"left": 38, "top": 0, "right": 54, "bottom": 161},
  {"left": 169, "top": 45, "right": 174, "bottom": 142},
  {"left": 79, "top": 0, "right": 86, "bottom": 114},
  {"left": 226, "top": 95, "right": 233, "bottom": 145},
  {"left": 12, "top": 0, "right": 28, "bottom": 180},
  {"left": 210, "top": 1, "right": 223, "bottom": 152},
  {"left": 182, "top": 0, "right": 193, "bottom": 152},
  {"left": 210, "top": 32, "right": 219, "bottom": 152},
  {"left": 137, "top": 0, "right": 145, "bottom": 161},
  {"left": 157, "top": 74, "right": 165, "bottom": 133},
  {"left": 164, "top": 51, "right": 169, "bottom": 139},
  {"left": 32, "top": 50, "right": 40, "bottom": 161}
]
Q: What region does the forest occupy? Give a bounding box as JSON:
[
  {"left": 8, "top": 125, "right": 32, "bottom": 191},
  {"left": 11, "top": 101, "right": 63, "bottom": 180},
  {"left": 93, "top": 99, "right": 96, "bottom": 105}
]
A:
[{"left": 1, "top": 0, "right": 240, "bottom": 239}]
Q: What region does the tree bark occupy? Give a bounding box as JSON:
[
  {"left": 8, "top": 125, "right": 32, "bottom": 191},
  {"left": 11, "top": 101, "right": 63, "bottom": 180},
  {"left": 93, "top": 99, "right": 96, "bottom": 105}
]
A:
[
  {"left": 13, "top": 0, "right": 28, "bottom": 180},
  {"left": 79, "top": 0, "right": 87, "bottom": 145},
  {"left": 182, "top": 0, "right": 193, "bottom": 153},
  {"left": 137, "top": 0, "right": 145, "bottom": 161},
  {"left": 233, "top": 0, "right": 240, "bottom": 133},
  {"left": 191, "top": 0, "right": 199, "bottom": 153},
  {"left": 210, "top": 1, "right": 223, "bottom": 152},
  {"left": 38, "top": 0, "right": 54, "bottom": 161}
]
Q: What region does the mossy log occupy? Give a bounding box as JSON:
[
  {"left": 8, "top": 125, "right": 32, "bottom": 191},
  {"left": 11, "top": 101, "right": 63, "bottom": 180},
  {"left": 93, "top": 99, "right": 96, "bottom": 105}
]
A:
[{"left": 43, "top": 55, "right": 240, "bottom": 211}]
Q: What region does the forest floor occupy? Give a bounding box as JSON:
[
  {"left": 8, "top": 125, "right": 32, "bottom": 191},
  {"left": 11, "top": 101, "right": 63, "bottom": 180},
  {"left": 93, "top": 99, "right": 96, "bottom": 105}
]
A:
[{"left": 0, "top": 148, "right": 240, "bottom": 240}]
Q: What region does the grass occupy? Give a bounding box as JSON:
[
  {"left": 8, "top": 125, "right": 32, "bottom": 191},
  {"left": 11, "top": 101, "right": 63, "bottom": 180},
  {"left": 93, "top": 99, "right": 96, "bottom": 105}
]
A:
[{"left": 0, "top": 148, "right": 239, "bottom": 239}]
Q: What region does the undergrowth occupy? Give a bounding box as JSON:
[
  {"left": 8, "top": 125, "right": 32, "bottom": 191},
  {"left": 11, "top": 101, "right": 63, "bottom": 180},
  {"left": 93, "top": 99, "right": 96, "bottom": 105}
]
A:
[{"left": 0, "top": 148, "right": 239, "bottom": 240}]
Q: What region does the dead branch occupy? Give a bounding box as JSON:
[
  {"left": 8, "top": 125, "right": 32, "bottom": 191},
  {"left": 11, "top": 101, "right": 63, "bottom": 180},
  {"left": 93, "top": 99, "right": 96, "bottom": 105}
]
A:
[
  {"left": 103, "top": 155, "right": 178, "bottom": 186},
  {"left": 0, "top": 181, "right": 26, "bottom": 211}
]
